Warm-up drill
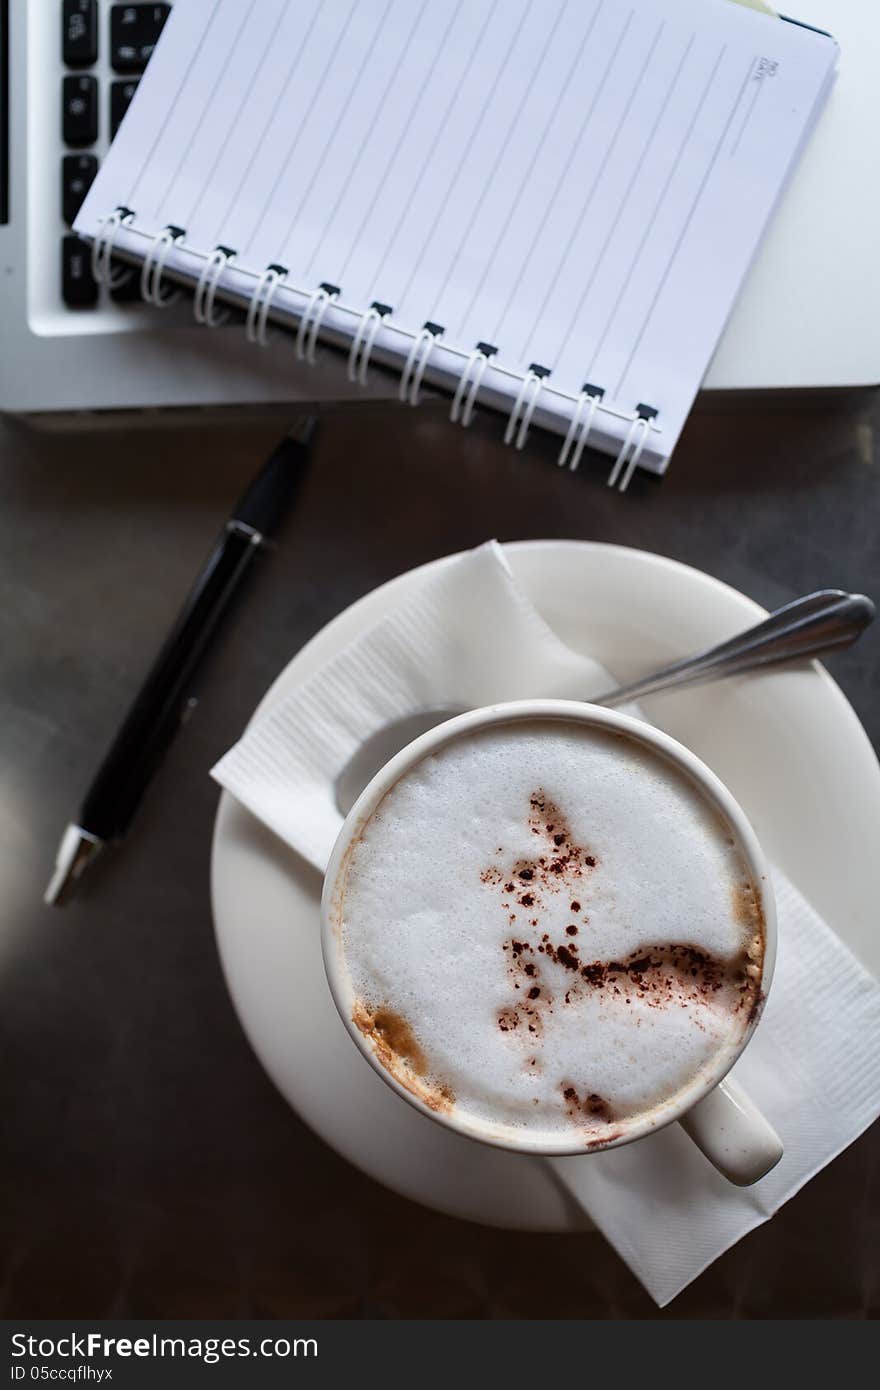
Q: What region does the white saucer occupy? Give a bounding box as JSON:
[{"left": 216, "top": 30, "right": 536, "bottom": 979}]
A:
[{"left": 210, "top": 542, "right": 880, "bottom": 1232}]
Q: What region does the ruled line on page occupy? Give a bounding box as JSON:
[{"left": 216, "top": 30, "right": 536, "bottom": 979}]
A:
[
  {"left": 513, "top": 8, "right": 640, "bottom": 361},
  {"left": 385, "top": 0, "right": 529, "bottom": 311},
  {"left": 476, "top": 1, "right": 625, "bottom": 353},
  {"left": 613, "top": 52, "right": 758, "bottom": 399},
  {"left": 423, "top": 0, "right": 572, "bottom": 326},
  {"left": 210, "top": 0, "right": 322, "bottom": 243},
  {"left": 274, "top": 0, "right": 397, "bottom": 258},
  {"left": 729, "top": 60, "right": 765, "bottom": 158},
  {"left": 583, "top": 40, "right": 723, "bottom": 380},
  {"left": 398, "top": 1, "right": 563, "bottom": 315},
  {"left": 301, "top": 0, "right": 432, "bottom": 281},
  {"left": 441, "top": 0, "right": 603, "bottom": 335},
  {"left": 235, "top": 0, "right": 361, "bottom": 253},
  {"left": 552, "top": 26, "right": 690, "bottom": 369},
  {"left": 184, "top": 0, "right": 292, "bottom": 229},
  {"left": 125, "top": 0, "right": 222, "bottom": 209},
  {"left": 362, "top": 0, "right": 503, "bottom": 298},
  {"left": 333, "top": 0, "right": 465, "bottom": 286},
  {"left": 150, "top": 0, "right": 258, "bottom": 223}
]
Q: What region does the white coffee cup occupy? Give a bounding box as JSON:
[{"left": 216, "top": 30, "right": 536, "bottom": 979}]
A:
[{"left": 321, "top": 700, "right": 783, "bottom": 1186}]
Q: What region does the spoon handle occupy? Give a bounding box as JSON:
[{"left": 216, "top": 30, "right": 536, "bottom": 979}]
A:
[{"left": 592, "top": 590, "right": 875, "bottom": 708}]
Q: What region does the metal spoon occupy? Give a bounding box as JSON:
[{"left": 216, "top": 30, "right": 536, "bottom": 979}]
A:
[{"left": 334, "top": 589, "right": 874, "bottom": 816}]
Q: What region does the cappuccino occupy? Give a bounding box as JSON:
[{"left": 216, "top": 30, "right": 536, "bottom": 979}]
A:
[{"left": 334, "top": 718, "right": 765, "bottom": 1148}]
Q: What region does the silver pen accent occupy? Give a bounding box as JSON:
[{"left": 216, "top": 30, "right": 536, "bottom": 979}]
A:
[{"left": 44, "top": 825, "right": 104, "bottom": 906}]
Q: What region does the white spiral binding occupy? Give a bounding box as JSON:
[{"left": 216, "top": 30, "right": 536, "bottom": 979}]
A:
[
  {"left": 607, "top": 413, "right": 651, "bottom": 492},
  {"left": 399, "top": 326, "right": 440, "bottom": 406},
  {"left": 296, "top": 285, "right": 337, "bottom": 364},
  {"left": 558, "top": 389, "right": 602, "bottom": 471},
  {"left": 140, "top": 226, "right": 183, "bottom": 306},
  {"left": 347, "top": 305, "right": 386, "bottom": 384},
  {"left": 90, "top": 204, "right": 665, "bottom": 485},
  {"left": 245, "top": 265, "right": 286, "bottom": 346},
  {"left": 194, "top": 247, "right": 233, "bottom": 327},
  {"left": 504, "top": 369, "right": 546, "bottom": 450},
  {"left": 306, "top": 288, "right": 336, "bottom": 363},
  {"left": 450, "top": 347, "right": 491, "bottom": 427},
  {"left": 90, "top": 207, "right": 134, "bottom": 289}
]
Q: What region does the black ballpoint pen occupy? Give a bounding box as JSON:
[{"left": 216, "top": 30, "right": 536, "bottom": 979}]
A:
[{"left": 45, "top": 415, "right": 318, "bottom": 906}]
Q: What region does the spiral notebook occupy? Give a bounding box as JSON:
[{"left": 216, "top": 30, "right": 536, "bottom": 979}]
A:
[{"left": 74, "top": 0, "right": 838, "bottom": 487}]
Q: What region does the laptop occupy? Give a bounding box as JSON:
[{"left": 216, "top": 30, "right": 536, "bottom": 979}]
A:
[{"left": 0, "top": 0, "right": 394, "bottom": 421}]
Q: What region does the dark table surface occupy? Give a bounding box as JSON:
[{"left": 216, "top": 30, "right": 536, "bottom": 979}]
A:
[{"left": 1, "top": 392, "right": 878, "bottom": 1319}]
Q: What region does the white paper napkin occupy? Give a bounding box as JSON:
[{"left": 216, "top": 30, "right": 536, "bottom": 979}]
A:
[{"left": 212, "top": 541, "right": 880, "bottom": 1306}]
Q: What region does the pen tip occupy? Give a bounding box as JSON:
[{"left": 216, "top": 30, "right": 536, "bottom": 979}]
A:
[{"left": 44, "top": 826, "right": 103, "bottom": 907}]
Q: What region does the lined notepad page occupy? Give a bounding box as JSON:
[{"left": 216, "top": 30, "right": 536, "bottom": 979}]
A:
[{"left": 76, "top": 0, "right": 837, "bottom": 467}]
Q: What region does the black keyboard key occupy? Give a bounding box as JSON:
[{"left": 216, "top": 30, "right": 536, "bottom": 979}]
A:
[
  {"left": 110, "top": 4, "right": 170, "bottom": 73},
  {"left": 62, "top": 75, "right": 98, "bottom": 146},
  {"left": 62, "top": 235, "right": 99, "bottom": 307},
  {"left": 62, "top": 1, "right": 98, "bottom": 68},
  {"left": 110, "top": 79, "right": 139, "bottom": 139},
  {"left": 61, "top": 153, "right": 98, "bottom": 226}
]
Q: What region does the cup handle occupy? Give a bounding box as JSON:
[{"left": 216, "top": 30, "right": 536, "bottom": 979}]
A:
[{"left": 678, "top": 1078, "right": 783, "bottom": 1187}]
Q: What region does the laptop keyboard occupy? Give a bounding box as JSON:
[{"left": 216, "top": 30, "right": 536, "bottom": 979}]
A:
[{"left": 60, "top": 2, "right": 170, "bottom": 308}]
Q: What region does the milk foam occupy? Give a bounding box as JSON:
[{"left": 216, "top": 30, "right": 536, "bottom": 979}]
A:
[{"left": 338, "top": 719, "right": 764, "bottom": 1146}]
